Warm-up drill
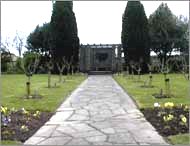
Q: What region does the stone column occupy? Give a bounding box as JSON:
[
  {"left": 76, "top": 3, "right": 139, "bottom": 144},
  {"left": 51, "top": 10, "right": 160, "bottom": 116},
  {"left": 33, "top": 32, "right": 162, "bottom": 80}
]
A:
[
  {"left": 79, "top": 46, "right": 84, "bottom": 72},
  {"left": 118, "top": 45, "right": 122, "bottom": 72},
  {"left": 111, "top": 45, "right": 116, "bottom": 72},
  {"left": 86, "top": 45, "right": 91, "bottom": 72}
]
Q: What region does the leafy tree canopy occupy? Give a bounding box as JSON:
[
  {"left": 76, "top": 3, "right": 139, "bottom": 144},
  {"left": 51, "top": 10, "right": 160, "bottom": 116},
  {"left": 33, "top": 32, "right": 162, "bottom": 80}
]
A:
[
  {"left": 149, "top": 3, "right": 188, "bottom": 63},
  {"left": 26, "top": 23, "right": 52, "bottom": 57},
  {"left": 26, "top": 1, "right": 79, "bottom": 66}
]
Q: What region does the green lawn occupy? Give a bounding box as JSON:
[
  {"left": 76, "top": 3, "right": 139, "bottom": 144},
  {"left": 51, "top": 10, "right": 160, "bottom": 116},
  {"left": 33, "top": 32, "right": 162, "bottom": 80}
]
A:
[
  {"left": 167, "top": 134, "right": 190, "bottom": 145},
  {"left": 1, "top": 140, "right": 22, "bottom": 145},
  {"left": 1, "top": 74, "right": 86, "bottom": 112},
  {"left": 114, "top": 73, "right": 189, "bottom": 108}
]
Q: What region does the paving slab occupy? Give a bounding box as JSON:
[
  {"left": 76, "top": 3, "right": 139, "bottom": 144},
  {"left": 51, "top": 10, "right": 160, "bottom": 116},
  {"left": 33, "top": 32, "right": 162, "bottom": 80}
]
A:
[
  {"left": 24, "top": 75, "right": 169, "bottom": 145},
  {"left": 66, "top": 138, "right": 91, "bottom": 145}
]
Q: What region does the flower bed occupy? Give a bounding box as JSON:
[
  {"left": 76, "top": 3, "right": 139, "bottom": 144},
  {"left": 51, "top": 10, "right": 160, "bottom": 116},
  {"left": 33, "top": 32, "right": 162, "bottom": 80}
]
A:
[
  {"left": 1, "top": 106, "right": 53, "bottom": 142},
  {"left": 141, "top": 103, "right": 189, "bottom": 136}
]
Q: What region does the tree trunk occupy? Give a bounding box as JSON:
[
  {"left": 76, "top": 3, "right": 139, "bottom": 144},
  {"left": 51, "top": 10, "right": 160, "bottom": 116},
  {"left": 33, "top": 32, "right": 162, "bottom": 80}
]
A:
[
  {"left": 149, "top": 72, "right": 152, "bottom": 87},
  {"left": 59, "top": 72, "right": 62, "bottom": 83},
  {"left": 48, "top": 71, "right": 51, "bottom": 88},
  {"left": 138, "top": 70, "right": 141, "bottom": 81},
  {"left": 131, "top": 69, "right": 134, "bottom": 79},
  {"left": 165, "top": 79, "right": 170, "bottom": 97},
  {"left": 71, "top": 66, "right": 74, "bottom": 75},
  {"left": 163, "top": 52, "right": 167, "bottom": 66},
  {"left": 26, "top": 76, "right": 31, "bottom": 98},
  {"left": 28, "top": 76, "right": 31, "bottom": 83}
]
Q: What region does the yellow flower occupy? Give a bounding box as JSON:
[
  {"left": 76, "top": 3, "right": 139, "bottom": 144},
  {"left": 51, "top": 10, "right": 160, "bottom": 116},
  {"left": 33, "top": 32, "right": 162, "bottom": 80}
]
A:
[
  {"left": 24, "top": 110, "right": 29, "bottom": 115},
  {"left": 163, "top": 116, "right": 167, "bottom": 121},
  {"left": 164, "top": 102, "right": 174, "bottom": 108},
  {"left": 168, "top": 114, "right": 174, "bottom": 120},
  {"left": 20, "top": 125, "right": 29, "bottom": 132},
  {"left": 1, "top": 106, "right": 7, "bottom": 114},
  {"left": 1, "top": 106, "right": 5, "bottom": 113},
  {"left": 36, "top": 111, "right": 40, "bottom": 115},
  {"left": 33, "top": 113, "right": 37, "bottom": 117},
  {"left": 22, "top": 108, "right": 29, "bottom": 115},
  {"left": 21, "top": 125, "right": 25, "bottom": 129},
  {"left": 181, "top": 116, "right": 187, "bottom": 123},
  {"left": 33, "top": 110, "right": 41, "bottom": 117},
  {"left": 163, "top": 114, "right": 174, "bottom": 122},
  {"left": 184, "top": 105, "right": 189, "bottom": 111}
]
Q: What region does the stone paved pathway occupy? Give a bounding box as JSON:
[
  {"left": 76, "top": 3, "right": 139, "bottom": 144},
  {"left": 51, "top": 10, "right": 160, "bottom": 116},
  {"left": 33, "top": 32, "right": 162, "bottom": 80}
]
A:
[{"left": 24, "top": 75, "right": 168, "bottom": 145}]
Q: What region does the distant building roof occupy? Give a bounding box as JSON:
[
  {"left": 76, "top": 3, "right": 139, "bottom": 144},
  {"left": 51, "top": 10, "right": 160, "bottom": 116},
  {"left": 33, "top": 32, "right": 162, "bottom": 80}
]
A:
[{"left": 80, "top": 44, "right": 121, "bottom": 49}]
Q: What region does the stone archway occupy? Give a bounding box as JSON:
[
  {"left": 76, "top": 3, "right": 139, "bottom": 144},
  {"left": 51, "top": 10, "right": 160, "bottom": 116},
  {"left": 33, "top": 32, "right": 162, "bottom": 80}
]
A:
[{"left": 79, "top": 44, "right": 122, "bottom": 73}]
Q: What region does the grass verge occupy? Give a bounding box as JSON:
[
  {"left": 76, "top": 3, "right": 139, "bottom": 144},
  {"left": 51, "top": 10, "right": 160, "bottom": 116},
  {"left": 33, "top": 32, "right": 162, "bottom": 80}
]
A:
[
  {"left": 1, "top": 74, "right": 86, "bottom": 144},
  {"left": 114, "top": 73, "right": 189, "bottom": 108},
  {"left": 167, "top": 133, "right": 190, "bottom": 145},
  {"left": 1, "top": 140, "right": 22, "bottom": 145},
  {"left": 2, "top": 74, "right": 86, "bottom": 112}
]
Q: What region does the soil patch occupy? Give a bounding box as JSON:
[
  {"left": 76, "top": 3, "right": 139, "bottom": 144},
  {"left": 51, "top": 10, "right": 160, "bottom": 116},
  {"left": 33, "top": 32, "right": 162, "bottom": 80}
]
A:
[
  {"left": 141, "top": 106, "right": 189, "bottom": 136},
  {"left": 1, "top": 110, "right": 53, "bottom": 143}
]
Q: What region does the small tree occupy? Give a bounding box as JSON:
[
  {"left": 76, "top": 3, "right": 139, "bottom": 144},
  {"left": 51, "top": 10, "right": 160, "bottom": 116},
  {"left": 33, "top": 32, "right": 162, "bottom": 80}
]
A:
[
  {"left": 13, "top": 32, "right": 23, "bottom": 57},
  {"left": 23, "top": 52, "right": 40, "bottom": 98},
  {"left": 1, "top": 38, "right": 15, "bottom": 71},
  {"left": 147, "top": 63, "right": 153, "bottom": 87},
  {"left": 129, "top": 62, "right": 135, "bottom": 79},
  {"left": 181, "top": 59, "right": 189, "bottom": 80},
  {"left": 71, "top": 56, "right": 75, "bottom": 75},
  {"left": 123, "top": 65, "right": 129, "bottom": 78},
  {"left": 160, "top": 58, "right": 172, "bottom": 97},
  {"left": 174, "top": 55, "right": 189, "bottom": 80},
  {"left": 129, "top": 62, "right": 142, "bottom": 81},
  {"left": 66, "top": 56, "right": 74, "bottom": 75},
  {"left": 135, "top": 63, "right": 142, "bottom": 81},
  {"left": 56, "top": 57, "right": 67, "bottom": 83},
  {"left": 0, "top": 46, "right": 12, "bottom": 72},
  {"left": 141, "top": 63, "right": 153, "bottom": 88},
  {"left": 126, "top": 66, "right": 130, "bottom": 78},
  {"left": 46, "top": 59, "right": 54, "bottom": 88},
  {"left": 160, "top": 58, "right": 171, "bottom": 80},
  {"left": 74, "top": 62, "right": 80, "bottom": 75}
]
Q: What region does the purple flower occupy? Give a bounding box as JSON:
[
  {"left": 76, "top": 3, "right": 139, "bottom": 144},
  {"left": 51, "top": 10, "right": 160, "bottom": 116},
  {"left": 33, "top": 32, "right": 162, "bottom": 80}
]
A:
[{"left": 1, "top": 115, "right": 11, "bottom": 126}]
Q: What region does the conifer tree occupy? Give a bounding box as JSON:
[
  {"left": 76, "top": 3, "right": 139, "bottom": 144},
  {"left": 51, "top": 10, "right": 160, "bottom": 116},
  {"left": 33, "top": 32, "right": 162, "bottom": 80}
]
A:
[{"left": 122, "top": 1, "right": 150, "bottom": 72}]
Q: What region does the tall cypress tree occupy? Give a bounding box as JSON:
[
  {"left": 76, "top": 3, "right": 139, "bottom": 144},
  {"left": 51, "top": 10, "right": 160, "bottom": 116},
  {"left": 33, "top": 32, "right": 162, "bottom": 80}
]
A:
[
  {"left": 121, "top": 1, "right": 150, "bottom": 72},
  {"left": 50, "top": 1, "right": 79, "bottom": 64}
]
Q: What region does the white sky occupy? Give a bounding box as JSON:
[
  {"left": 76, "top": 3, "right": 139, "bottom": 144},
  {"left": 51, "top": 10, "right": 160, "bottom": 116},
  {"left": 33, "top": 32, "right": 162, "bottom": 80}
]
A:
[{"left": 1, "top": 1, "right": 189, "bottom": 56}]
